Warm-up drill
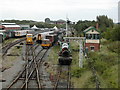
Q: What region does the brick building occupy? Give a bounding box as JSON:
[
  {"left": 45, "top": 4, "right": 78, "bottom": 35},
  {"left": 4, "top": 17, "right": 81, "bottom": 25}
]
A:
[
  {"left": 0, "top": 23, "right": 20, "bottom": 31},
  {"left": 83, "top": 26, "right": 100, "bottom": 52}
]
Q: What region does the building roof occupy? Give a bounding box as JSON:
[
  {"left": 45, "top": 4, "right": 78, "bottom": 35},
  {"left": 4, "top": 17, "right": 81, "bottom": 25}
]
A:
[
  {"left": 0, "top": 23, "right": 20, "bottom": 28},
  {"left": 0, "top": 25, "right": 5, "bottom": 28},
  {"left": 1, "top": 23, "right": 16, "bottom": 25},
  {"left": 2, "top": 25, "right": 20, "bottom": 28},
  {"left": 83, "top": 26, "right": 99, "bottom": 33}
]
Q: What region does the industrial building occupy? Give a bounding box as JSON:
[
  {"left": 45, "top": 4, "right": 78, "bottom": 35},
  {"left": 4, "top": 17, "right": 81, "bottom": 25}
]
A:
[{"left": 0, "top": 23, "right": 20, "bottom": 31}]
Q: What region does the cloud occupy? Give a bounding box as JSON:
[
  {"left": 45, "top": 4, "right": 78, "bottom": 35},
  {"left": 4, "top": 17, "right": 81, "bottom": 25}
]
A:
[{"left": 0, "top": 0, "right": 119, "bottom": 22}]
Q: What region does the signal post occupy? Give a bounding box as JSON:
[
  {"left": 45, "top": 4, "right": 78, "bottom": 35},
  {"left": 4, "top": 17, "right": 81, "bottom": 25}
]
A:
[{"left": 64, "top": 37, "right": 85, "bottom": 68}]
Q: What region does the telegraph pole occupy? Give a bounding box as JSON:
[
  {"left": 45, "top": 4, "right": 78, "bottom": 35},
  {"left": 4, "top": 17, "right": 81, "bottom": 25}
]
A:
[{"left": 66, "top": 18, "right": 68, "bottom": 37}]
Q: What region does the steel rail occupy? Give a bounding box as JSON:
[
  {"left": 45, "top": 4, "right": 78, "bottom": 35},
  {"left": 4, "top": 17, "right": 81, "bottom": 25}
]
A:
[
  {"left": 6, "top": 45, "right": 42, "bottom": 89},
  {"left": 21, "top": 49, "right": 48, "bottom": 89}
]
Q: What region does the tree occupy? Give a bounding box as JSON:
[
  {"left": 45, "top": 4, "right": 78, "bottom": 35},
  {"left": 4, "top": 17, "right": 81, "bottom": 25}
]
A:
[
  {"left": 45, "top": 18, "right": 51, "bottom": 23},
  {"left": 103, "top": 25, "right": 120, "bottom": 41},
  {"left": 74, "top": 20, "right": 96, "bottom": 34},
  {"left": 96, "top": 15, "right": 114, "bottom": 32}
]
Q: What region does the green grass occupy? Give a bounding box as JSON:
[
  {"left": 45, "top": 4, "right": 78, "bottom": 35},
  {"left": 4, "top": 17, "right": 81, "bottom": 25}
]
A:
[
  {"left": 71, "top": 71, "right": 94, "bottom": 88},
  {"left": 48, "top": 45, "right": 60, "bottom": 65},
  {"left": 87, "top": 39, "right": 119, "bottom": 88}
]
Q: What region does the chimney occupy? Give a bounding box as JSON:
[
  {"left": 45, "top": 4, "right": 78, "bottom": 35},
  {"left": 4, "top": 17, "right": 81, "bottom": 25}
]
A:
[{"left": 96, "top": 23, "right": 99, "bottom": 30}]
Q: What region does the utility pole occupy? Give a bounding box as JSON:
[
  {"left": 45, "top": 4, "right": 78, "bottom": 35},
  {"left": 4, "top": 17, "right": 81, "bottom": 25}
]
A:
[
  {"left": 66, "top": 18, "right": 68, "bottom": 37},
  {"left": 79, "top": 40, "right": 83, "bottom": 68}
]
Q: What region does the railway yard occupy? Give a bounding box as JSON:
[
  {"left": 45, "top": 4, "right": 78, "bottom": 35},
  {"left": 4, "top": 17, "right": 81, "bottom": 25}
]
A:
[
  {"left": 0, "top": 0, "right": 119, "bottom": 89},
  {"left": 0, "top": 29, "right": 74, "bottom": 89},
  {"left": 0, "top": 27, "right": 119, "bottom": 89}
]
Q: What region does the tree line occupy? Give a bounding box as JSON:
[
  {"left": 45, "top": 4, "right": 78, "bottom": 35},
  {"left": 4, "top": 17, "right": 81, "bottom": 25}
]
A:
[
  {"left": 1, "top": 15, "right": 119, "bottom": 41},
  {"left": 74, "top": 15, "right": 120, "bottom": 41}
]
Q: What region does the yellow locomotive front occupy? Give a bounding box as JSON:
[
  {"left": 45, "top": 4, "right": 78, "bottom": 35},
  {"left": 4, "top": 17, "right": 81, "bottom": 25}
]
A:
[
  {"left": 41, "top": 39, "right": 52, "bottom": 48},
  {"left": 26, "top": 34, "right": 33, "bottom": 45}
]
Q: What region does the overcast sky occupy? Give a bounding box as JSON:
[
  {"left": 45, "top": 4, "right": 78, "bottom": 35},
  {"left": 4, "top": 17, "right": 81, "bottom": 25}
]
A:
[{"left": 0, "top": 0, "right": 119, "bottom": 22}]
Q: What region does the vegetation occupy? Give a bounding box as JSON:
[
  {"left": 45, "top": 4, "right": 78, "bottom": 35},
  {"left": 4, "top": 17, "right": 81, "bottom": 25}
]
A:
[
  {"left": 74, "top": 20, "right": 96, "bottom": 36},
  {"left": 103, "top": 25, "right": 120, "bottom": 41},
  {"left": 96, "top": 15, "right": 114, "bottom": 32},
  {"left": 86, "top": 40, "right": 119, "bottom": 88},
  {"left": 74, "top": 15, "right": 114, "bottom": 36}
]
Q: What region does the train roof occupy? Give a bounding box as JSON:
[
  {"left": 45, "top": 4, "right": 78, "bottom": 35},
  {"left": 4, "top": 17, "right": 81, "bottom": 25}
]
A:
[
  {"left": 0, "top": 33, "right": 3, "bottom": 35},
  {"left": 42, "top": 39, "right": 50, "bottom": 41},
  {"left": 27, "top": 34, "right": 32, "bottom": 35},
  {"left": 46, "top": 34, "right": 57, "bottom": 36},
  {"left": 39, "top": 31, "right": 54, "bottom": 34},
  {"left": 14, "top": 30, "right": 32, "bottom": 32},
  {"left": 0, "top": 30, "right": 6, "bottom": 31}
]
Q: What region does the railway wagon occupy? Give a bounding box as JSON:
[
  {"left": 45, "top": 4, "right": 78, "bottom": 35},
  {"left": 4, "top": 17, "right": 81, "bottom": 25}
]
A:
[
  {"left": 0, "top": 33, "right": 3, "bottom": 43},
  {"left": 26, "top": 34, "right": 33, "bottom": 45},
  {"left": 36, "top": 31, "right": 54, "bottom": 44},
  {"left": 0, "top": 30, "right": 9, "bottom": 41},
  {"left": 36, "top": 33, "right": 48, "bottom": 44},
  {"left": 41, "top": 34, "right": 58, "bottom": 48},
  {"left": 14, "top": 30, "right": 34, "bottom": 37},
  {"left": 46, "top": 34, "right": 58, "bottom": 45},
  {"left": 58, "top": 42, "right": 72, "bottom": 65}
]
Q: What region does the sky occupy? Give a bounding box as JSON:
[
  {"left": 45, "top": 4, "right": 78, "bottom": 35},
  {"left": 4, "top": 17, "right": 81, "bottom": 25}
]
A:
[{"left": 0, "top": 0, "right": 119, "bottom": 22}]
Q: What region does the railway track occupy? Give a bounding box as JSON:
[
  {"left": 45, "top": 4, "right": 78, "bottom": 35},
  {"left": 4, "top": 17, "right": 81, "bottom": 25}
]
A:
[
  {"left": 1, "top": 33, "right": 38, "bottom": 57},
  {"left": 54, "top": 65, "right": 71, "bottom": 90},
  {"left": 2, "top": 38, "right": 26, "bottom": 56},
  {"left": 6, "top": 43, "right": 49, "bottom": 89}
]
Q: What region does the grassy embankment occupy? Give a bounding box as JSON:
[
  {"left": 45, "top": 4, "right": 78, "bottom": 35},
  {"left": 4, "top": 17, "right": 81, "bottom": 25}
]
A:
[{"left": 47, "top": 40, "right": 119, "bottom": 88}]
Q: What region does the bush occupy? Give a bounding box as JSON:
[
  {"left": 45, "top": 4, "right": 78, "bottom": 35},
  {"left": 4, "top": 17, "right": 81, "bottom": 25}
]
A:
[
  {"left": 71, "top": 67, "right": 86, "bottom": 78},
  {"left": 107, "top": 41, "right": 120, "bottom": 54}
]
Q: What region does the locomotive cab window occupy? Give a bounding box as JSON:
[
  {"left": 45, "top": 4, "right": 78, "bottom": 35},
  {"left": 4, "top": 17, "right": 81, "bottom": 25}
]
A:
[{"left": 27, "top": 35, "right": 32, "bottom": 37}]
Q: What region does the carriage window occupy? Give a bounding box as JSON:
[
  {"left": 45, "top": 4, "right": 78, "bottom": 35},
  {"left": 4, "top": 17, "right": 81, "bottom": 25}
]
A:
[{"left": 42, "top": 41, "right": 49, "bottom": 44}]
